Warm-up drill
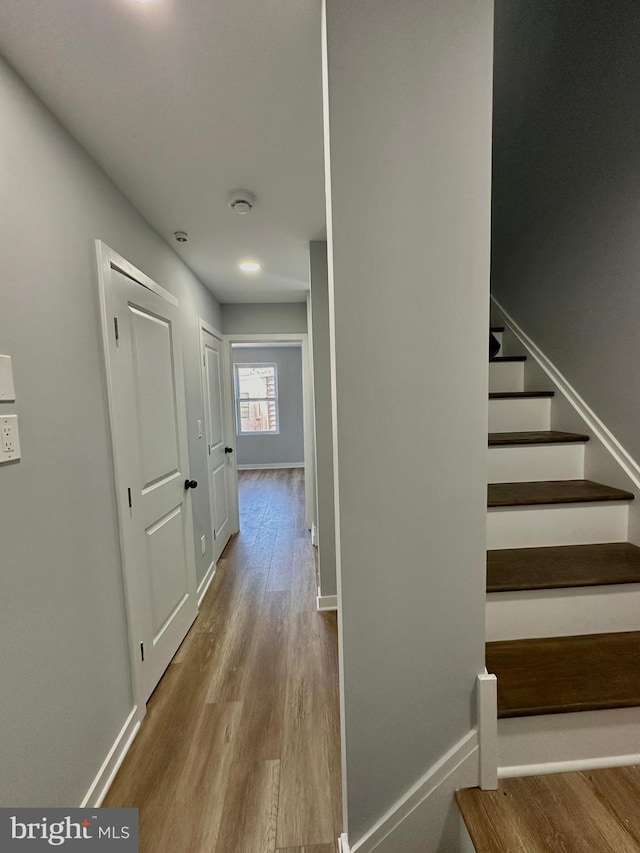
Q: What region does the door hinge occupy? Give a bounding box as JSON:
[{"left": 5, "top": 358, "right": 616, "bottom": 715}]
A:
[
  {"left": 127, "top": 487, "right": 132, "bottom": 509},
  {"left": 140, "top": 642, "right": 144, "bottom": 662},
  {"left": 114, "top": 317, "right": 119, "bottom": 342}
]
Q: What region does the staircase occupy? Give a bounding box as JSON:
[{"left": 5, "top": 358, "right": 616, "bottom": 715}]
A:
[
  {"left": 455, "top": 323, "right": 640, "bottom": 850},
  {"left": 486, "top": 323, "right": 640, "bottom": 773}
]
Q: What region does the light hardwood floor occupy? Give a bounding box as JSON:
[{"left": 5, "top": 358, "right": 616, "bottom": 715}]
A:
[{"left": 105, "top": 469, "right": 342, "bottom": 853}]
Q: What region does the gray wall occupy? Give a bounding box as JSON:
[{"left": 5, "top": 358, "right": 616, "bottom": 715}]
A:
[
  {"left": 0, "top": 55, "right": 221, "bottom": 806},
  {"left": 323, "top": 0, "right": 493, "bottom": 845},
  {"left": 492, "top": 0, "right": 640, "bottom": 463},
  {"left": 222, "top": 301, "right": 307, "bottom": 335},
  {"left": 309, "top": 242, "right": 337, "bottom": 597},
  {"left": 232, "top": 346, "right": 304, "bottom": 468}
]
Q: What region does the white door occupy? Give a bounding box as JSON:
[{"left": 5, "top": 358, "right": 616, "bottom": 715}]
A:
[
  {"left": 101, "top": 251, "right": 198, "bottom": 705},
  {"left": 201, "top": 324, "right": 232, "bottom": 565}
]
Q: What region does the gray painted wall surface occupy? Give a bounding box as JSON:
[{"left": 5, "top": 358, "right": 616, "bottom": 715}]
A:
[
  {"left": 0, "top": 56, "right": 221, "bottom": 806},
  {"left": 232, "top": 346, "right": 304, "bottom": 467},
  {"left": 309, "top": 242, "right": 337, "bottom": 597},
  {"left": 222, "top": 301, "right": 307, "bottom": 335},
  {"left": 324, "top": 0, "right": 493, "bottom": 844},
  {"left": 492, "top": 0, "right": 640, "bottom": 463}
]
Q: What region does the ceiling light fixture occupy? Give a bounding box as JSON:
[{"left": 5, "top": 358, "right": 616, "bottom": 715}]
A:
[{"left": 239, "top": 261, "right": 261, "bottom": 273}]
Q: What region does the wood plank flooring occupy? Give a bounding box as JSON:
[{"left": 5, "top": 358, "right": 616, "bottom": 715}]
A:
[
  {"left": 457, "top": 766, "right": 640, "bottom": 852},
  {"left": 104, "top": 468, "right": 342, "bottom": 853}
]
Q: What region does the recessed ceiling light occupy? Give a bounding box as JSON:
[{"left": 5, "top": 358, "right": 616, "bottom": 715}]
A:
[{"left": 239, "top": 261, "right": 261, "bottom": 273}]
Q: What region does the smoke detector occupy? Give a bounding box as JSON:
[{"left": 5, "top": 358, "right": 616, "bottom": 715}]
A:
[
  {"left": 228, "top": 190, "right": 256, "bottom": 215},
  {"left": 174, "top": 231, "right": 188, "bottom": 243}
]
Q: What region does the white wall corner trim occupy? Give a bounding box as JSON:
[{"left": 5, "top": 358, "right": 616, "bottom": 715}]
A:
[
  {"left": 339, "top": 833, "right": 352, "bottom": 853},
  {"left": 80, "top": 706, "right": 141, "bottom": 807},
  {"left": 317, "top": 593, "right": 338, "bottom": 611},
  {"left": 197, "top": 560, "right": 216, "bottom": 607},
  {"left": 492, "top": 296, "right": 640, "bottom": 493},
  {"left": 349, "top": 729, "right": 479, "bottom": 852},
  {"left": 478, "top": 671, "right": 498, "bottom": 790}
]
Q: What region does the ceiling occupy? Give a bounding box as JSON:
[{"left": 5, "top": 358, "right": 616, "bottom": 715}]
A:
[{"left": 0, "top": 0, "right": 326, "bottom": 303}]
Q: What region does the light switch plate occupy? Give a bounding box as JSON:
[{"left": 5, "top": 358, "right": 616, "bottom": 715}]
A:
[
  {"left": 0, "top": 355, "right": 16, "bottom": 401},
  {"left": 0, "top": 415, "right": 21, "bottom": 463}
]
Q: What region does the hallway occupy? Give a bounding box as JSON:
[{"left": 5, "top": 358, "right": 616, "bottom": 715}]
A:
[{"left": 104, "top": 469, "right": 342, "bottom": 852}]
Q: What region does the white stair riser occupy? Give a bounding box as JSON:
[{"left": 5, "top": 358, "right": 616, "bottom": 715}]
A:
[
  {"left": 497, "top": 707, "right": 640, "bottom": 777},
  {"left": 488, "top": 443, "right": 585, "bottom": 483},
  {"left": 486, "top": 583, "right": 640, "bottom": 641},
  {"left": 489, "top": 361, "right": 524, "bottom": 393},
  {"left": 489, "top": 398, "right": 551, "bottom": 432},
  {"left": 487, "top": 502, "right": 629, "bottom": 549}
]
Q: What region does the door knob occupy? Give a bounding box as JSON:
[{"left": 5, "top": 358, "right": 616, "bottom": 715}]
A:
[
  {"left": 224, "top": 447, "right": 234, "bottom": 454},
  {"left": 184, "top": 479, "right": 198, "bottom": 490}
]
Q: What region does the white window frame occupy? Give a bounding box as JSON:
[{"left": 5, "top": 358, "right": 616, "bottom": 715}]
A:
[{"left": 234, "top": 362, "right": 280, "bottom": 435}]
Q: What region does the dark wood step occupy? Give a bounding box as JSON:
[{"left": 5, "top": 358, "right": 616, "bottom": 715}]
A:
[
  {"left": 489, "top": 390, "right": 554, "bottom": 399},
  {"left": 490, "top": 325, "right": 504, "bottom": 333},
  {"left": 487, "top": 543, "right": 640, "bottom": 592},
  {"left": 490, "top": 355, "right": 526, "bottom": 362},
  {"left": 457, "top": 766, "right": 640, "bottom": 852},
  {"left": 488, "top": 479, "right": 634, "bottom": 508},
  {"left": 489, "top": 430, "right": 589, "bottom": 446},
  {"left": 486, "top": 631, "right": 640, "bottom": 718}
]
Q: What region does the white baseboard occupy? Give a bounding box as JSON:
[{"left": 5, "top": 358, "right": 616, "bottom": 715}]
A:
[
  {"left": 197, "top": 560, "right": 216, "bottom": 606},
  {"left": 317, "top": 593, "right": 337, "bottom": 611},
  {"left": 236, "top": 462, "right": 304, "bottom": 470},
  {"left": 80, "top": 706, "right": 141, "bottom": 807},
  {"left": 499, "top": 752, "right": 640, "bottom": 780},
  {"left": 492, "top": 296, "right": 640, "bottom": 493},
  {"left": 350, "top": 729, "right": 479, "bottom": 852},
  {"left": 339, "top": 834, "right": 351, "bottom": 853}
]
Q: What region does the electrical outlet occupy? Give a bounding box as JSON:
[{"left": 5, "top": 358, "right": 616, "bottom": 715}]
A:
[
  {"left": 0, "top": 415, "right": 21, "bottom": 463},
  {"left": 200, "top": 534, "right": 206, "bottom": 556}
]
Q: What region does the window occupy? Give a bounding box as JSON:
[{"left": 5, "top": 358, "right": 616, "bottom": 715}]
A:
[{"left": 234, "top": 363, "right": 279, "bottom": 434}]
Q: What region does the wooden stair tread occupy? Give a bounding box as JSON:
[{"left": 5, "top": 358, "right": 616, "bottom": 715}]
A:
[
  {"left": 487, "top": 543, "right": 640, "bottom": 592},
  {"left": 489, "top": 390, "right": 553, "bottom": 399},
  {"left": 486, "top": 631, "right": 640, "bottom": 717},
  {"left": 490, "top": 325, "right": 504, "bottom": 333},
  {"left": 488, "top": 479, "right": 634, "bottom": 507},
  {"left": 488, "top": 430, "right": 589, "bottom": 446},
  {"left": 490, "top": 355, "right": 526, "bottom": 362},
  {"left": 457, "top": 766, "right": 640, "bottom": 852}
]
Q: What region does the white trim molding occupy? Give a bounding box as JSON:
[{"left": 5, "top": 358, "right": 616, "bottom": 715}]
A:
[
  {"left": 339, "top": 833, "right": 352, "bottom": 853},
  {"left": 80, "top": 707, "right": 141, "bottom": 807},
  {"left": 349, "top": 729, "right": 479, "bottom": 852},
  {"left": 492, "top": 296, "right": 640, "bottom": 494},
  {"left": 197, "top": 560, "right": 216, "bottom": 607},
  {"left": 477, "top": 672, "right": 498, "bottom": 790},
  {"left": 317, "top": 593, "right": 338, "bottom": 611}
]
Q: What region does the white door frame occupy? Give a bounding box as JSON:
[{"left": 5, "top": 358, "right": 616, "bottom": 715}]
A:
[
  {"left": 199, "top": 317, "right": 240, "bottom": 550},
  {"left": 95, "top": 240, "right": 198, "bottom": 720},
  {"left": 224, "top": 333, "right": 315, "bottom": 530}
]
